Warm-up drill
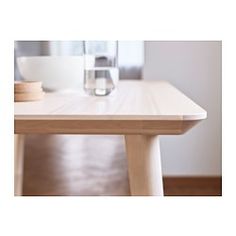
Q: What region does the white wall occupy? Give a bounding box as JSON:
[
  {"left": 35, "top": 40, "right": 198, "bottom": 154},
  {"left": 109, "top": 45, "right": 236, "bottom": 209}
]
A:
[{"left": 144, "top": 41, "right": 221, "bottom": 176}]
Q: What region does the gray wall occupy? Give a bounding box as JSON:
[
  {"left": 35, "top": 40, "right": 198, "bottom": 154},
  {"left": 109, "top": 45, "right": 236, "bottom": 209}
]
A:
[{"left": 144, "top": 41, "right": 221, "bottom": 176}]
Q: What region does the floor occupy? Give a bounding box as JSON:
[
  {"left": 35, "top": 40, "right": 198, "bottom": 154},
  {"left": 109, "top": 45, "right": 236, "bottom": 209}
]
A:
[{"left": 23, "top": 135, "right": 221, "bottom": 196}]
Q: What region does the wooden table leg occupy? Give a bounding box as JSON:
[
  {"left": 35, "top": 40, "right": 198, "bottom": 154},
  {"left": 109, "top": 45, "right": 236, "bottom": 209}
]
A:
[
  {"left": 125, "top": 135, "right": 164, "bottom": 196},
  {"left": 14, "top": 134, "right": 25, "bottom": 196}
]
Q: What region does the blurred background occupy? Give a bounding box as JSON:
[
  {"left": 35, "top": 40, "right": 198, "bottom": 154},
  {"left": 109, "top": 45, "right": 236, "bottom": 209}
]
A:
[{"left": 14, "top": 41, "right": 222, "bottom": 196}]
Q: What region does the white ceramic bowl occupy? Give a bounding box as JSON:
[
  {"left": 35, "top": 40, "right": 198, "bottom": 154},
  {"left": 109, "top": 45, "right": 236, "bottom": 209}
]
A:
[{"left": 17, "top": 56, "right": 85, "bottom": 91}]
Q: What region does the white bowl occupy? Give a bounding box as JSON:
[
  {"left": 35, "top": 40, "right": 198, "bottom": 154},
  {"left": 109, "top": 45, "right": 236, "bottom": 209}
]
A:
[{"left": 17, "top": 56, "right": 85, "bottom": 91}]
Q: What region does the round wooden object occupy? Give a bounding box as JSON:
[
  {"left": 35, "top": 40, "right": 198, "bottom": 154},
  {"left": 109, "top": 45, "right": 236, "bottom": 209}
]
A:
[
  {"left": 14, "top": 81, "right": 42, "bottom": 93},
  {"left": 14, "top": 81, "right": 44, "bottom": 102},
  {"left": 14, "top": 91, "right": 45, "bottom": 102}
]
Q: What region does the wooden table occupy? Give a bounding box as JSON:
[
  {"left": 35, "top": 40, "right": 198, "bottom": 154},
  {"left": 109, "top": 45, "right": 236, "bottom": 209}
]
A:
[{"left": 14, "top": 81, "right": 207, "bottom": 196}]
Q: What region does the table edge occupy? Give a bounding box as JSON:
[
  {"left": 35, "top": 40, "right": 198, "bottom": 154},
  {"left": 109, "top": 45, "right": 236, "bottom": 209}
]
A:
[{"left": 14, "top": 112, "right": 207, "bottom": 121}]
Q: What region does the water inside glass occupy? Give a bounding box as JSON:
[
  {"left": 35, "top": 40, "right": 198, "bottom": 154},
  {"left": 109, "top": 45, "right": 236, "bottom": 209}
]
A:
[
  {"left": 83, "top": 41, "right": 119, "bottom": 96},
  {"left": 84, "top": 67, "right": 119, "bottom": 96}
]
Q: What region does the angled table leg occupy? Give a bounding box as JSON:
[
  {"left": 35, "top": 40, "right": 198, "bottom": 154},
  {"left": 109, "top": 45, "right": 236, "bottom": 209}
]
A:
[
  {"left": 125, "top": 135, "right": 164, "bottom": 196},
  {"left": 14, "top": 134, "right": 25, "bottom": 196}
]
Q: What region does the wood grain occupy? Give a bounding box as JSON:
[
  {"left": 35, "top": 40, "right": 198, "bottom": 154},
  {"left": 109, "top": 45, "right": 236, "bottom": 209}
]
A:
[
  {"left": 15, "top": 81, "right": 206, "bottom": 134},
  {"left": 14, "top": 81, "right": 42, "bottom": 93},
  {"left": 14, "top": 91, "right": 44, "bottom": 102},
  {"left": 15, "top": 119, "right": 200, "bottom": 135},
  {"left": 163, "top": 177, "right": 222, "bottom": 196},
  {"left": 22, "top": 135, "right": 221, "bottom": 196},
  {"left": 15, "top": 81, "right": 207, "bottom": 196},
  {"left": 125, "top": 135, "right": 163, "bottom": 196},
  {"left": 23, "top": 134, "right": 130, "bottom": 196},
  {"left": 14, "top": 134, "right": 25, "bottom": 196}
]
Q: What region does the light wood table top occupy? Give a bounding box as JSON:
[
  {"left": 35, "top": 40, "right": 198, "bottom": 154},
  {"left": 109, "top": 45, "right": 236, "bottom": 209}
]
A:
[
  {"left": 14, "top": 80, "right": 207, "bottom": 135},
  {"left": 14, "top": 80, "right": 207, "bottom": 196}
]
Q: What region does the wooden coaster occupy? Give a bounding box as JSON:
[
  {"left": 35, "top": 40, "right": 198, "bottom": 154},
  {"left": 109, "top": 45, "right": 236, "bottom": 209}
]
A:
[
  {"left": 14, "top": 91, "right": 45, "bottom": 102},
  {"left": 14, "top": 81, "right": 44, "bottom": 102},
  {"left": 14, "top": 81, "right": 42, "bottom": 93}
]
